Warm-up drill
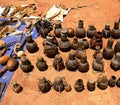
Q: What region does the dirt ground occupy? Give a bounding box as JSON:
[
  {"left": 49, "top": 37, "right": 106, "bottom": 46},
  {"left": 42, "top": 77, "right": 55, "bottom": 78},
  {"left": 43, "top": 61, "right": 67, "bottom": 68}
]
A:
[{"left": 0, "top": 0, "right": 120, "bottom": 105}]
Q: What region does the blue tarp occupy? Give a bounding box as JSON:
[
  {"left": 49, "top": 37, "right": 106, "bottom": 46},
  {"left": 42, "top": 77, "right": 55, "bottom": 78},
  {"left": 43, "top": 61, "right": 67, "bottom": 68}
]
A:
[{"left": 0, "top": 18, "right": 39, "bottom": 100}]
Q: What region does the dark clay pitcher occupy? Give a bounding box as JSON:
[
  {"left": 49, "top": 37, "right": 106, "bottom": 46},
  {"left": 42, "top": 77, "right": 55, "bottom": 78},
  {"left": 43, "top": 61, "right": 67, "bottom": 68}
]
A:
[
  {"left": 111, "top": 21, "right": 120, "bottom": 39},
  {"left": 102, "top": 23, "right": 111, "bottom": 38},
  {"left": 66, "top": 50, "right": 78, "bottom": 71},
  {"left": 58, "top": 29, "right": 71, "bottom": 52},
  {"left": 78, "top": 52, "right": 89, "bottom": 73},
  {"left": 74, "top": 79, "right": 85, "bottom": 92},
  {"left": 20, "top": 56, "right": 33, "bottom": 73},
  {"left": 97, "top": 75, "right": 108, "bottom": 90},
  {"left": 87, "top": 78, "right": 96, "bottom": 91},
  {"left": 53, "top": 54, "right": 65, "bottom": 71},
  {"left": 103, "top": 38, "right": 114, "bottom": 60},
  {"left": 114, "top": 40, "right": 120, "bottom": 54},
  {"left": 110, "top": 52, "right": 120, "bottom": 71},
  {"left": 87, "top": 24, "right": 96, "bottom": 38},
  {"left": 108, "top": 76, "right": 116, "bottom": 87},
  {"left": 36, "top": 56, "right": 48, "bottom": 71},
  {"left": 71, "top": 38, "right": 78, "bottom": 50},
  {"left": 53, "top": 76, "right": 64, "bottom": 93},
  {"left": 92, "top": 53, "right": 104, "bottom": 72},
  {"left": 44, "top": 36, "right": 58, "bottom": 58},
  {"left": 76, "top": 40, "right": 86, "bottom": 59},
  {"left": 76, "top": 20, "right": 86, "bottom": 38},
  {"left": 54, "top": 22, "right": 62, "bottom": 38},
  {"left": 38, "top": 77, "right": 51, "bottom": 93},
  {"left": 116, "top": 77, "right": 120, "bottom": 88},
  {"left": 26, "top": 34, "right": 39, "bottom": 53}
]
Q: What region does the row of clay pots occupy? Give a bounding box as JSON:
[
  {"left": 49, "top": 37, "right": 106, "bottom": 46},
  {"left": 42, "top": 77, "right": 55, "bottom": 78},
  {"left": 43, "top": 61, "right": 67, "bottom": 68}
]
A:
[
  {"left": 35, "top": 19, "right": 120, "bottom": 39},
  {"left": 54, "top": 20, "right": 120, "bottom": 39},
  {"left": 11, "top": 75, "right": 120, "bottom": 93}
]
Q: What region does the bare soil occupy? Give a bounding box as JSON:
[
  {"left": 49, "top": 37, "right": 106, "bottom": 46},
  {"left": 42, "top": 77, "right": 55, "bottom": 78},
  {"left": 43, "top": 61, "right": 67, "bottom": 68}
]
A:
[{"left": 0, "top": 0, "right": 120, "bottom": 105}]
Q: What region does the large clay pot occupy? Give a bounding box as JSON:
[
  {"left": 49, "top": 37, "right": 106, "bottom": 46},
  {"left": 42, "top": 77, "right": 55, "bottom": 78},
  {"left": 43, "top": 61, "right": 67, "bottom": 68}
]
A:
[
  {"left": 53, "top": 54, "right": 65, "bottom": 71},
  {"left": 111, "top": 21, "right": 120, "bottom": 39},
  {"left": 76, "top": 20, "right": 86, "bottom": 38},
  {"left": 38, "top": 77, "right": 51, "bottom": 93},
  {"left": 58, "top": 29, "right": 71, "bottom": 52},
  {"left": 66, "top": 50, "right": 78, "bottom": 71},
  {"left": 103, "top": 38, "right": 114, "bottom": 60},
  {"left": 87, "top": 24, "right": 96, "bottom": 38},
  {"left": 74, "top": 79, "right": 84, "bottom": 92},
  {"left": 102, "top": 23, "right": 111, "bottom": 38},
  {"left": 26, "top": 34, "right": 39, "bottom": 53},
  {"left": 36, "top": 56, "right": 48, "bottom": 71}
]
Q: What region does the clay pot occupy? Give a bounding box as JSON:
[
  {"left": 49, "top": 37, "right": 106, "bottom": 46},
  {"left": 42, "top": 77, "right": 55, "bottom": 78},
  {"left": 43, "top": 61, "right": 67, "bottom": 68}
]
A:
[
  {"left": 0, "top": 55, "right": 10, "bottom": 65},
  {"left": 63, "top": 81, "right": 72, "bottom": 92},
  {"left": 26, "top": 34, "right": 39, "bottom": 53},
  {"left": 97, "top": 75, "right": 108, "bottom": 90},
  {"left": 87, "top": 78, "right": 96, "bottom": 91},
  {"left": 78, "top": 52, "right": 89, "bottom": 73},
  {"left": 92, "top": 53, "right": 104, "bottom": 72},
  {"left": 108, "top": 76, "right": 116, "bottom": 87},
  {"left": 87, "top": 24, "right": 96, "bottom": 38},
  {"left": 71, "top": 38, "right": 78, "bottom": 50},
  {"left": 35, "top": 19, "right": 53, "bottom": 38},
  {"left": 53, "top": 54, "right": 65, "bottom": 71},
  {"left": 90, "top": 32, "right": 103, "bottom": 49},
  {"left": 54, "top": 22, "right": 62, "bottom": 38},
  {"left": 58, "top": 29, "right": 71, "bottom": 52},
  {"left": 110, "top": 52, "right": 120, "bottom": 71},
  {"left": 12, "top": 82, "right": 23, "bottom": 93},
  {"left": 103, "top": 38, "right": 114, "bottom": 60},
  {"left": 43, "top": 35, "right": 58, "bottom": 47},
  {"left": 74, "top": 79, "right": 84, "bottom": 92},
  {"left": 44, "top": 36, "right": 58, "bottom": 58},
  {"left": 66, "top": 50, "right": 78, "bottom": 71},
  {"left": 20, "top": 56, "right": 33, "bottom": 72},
  {"left": 36, "top": 56, "right": 48, "bottom": 71},
  {"left": 111, "top": 21, "right": 120, "bottom": 39},
  {"left": 67, "top": 28, "right": 75, "bottom": 37},
  {"left": 76, "top": 20, "right": 86, "bottom": 38},
  {"left": 93, "top": 46, "right": 101, "bottom": 59},
  {"left": 76, "top": 40, "right": 86, "bottom": 59},
  {"left": 53, "top": 76, "right": 64, "bottom": 93},
  {"left": 38, "top": 77, "right": 51, "bottom": 93},
  {"left": 102, "top": 23, "right": 111, "bottom": 38},
  {"left": 116, "top": 77, "right": 120, "bottom": 88},
  {"left": 7, "top": 57, "right": 18, "bottom": 71},
  {"left": 114, "top": 40, "right": 120, "bottom": 54},
  {"left": 82, "top": 39, "right": 89, "bottom": 49}
]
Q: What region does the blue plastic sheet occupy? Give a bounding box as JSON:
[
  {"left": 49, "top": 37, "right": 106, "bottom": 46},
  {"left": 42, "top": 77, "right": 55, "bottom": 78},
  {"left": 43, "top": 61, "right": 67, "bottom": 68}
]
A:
[{"left": 0, "top": 18, "right": 39, "bottom": 100}]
